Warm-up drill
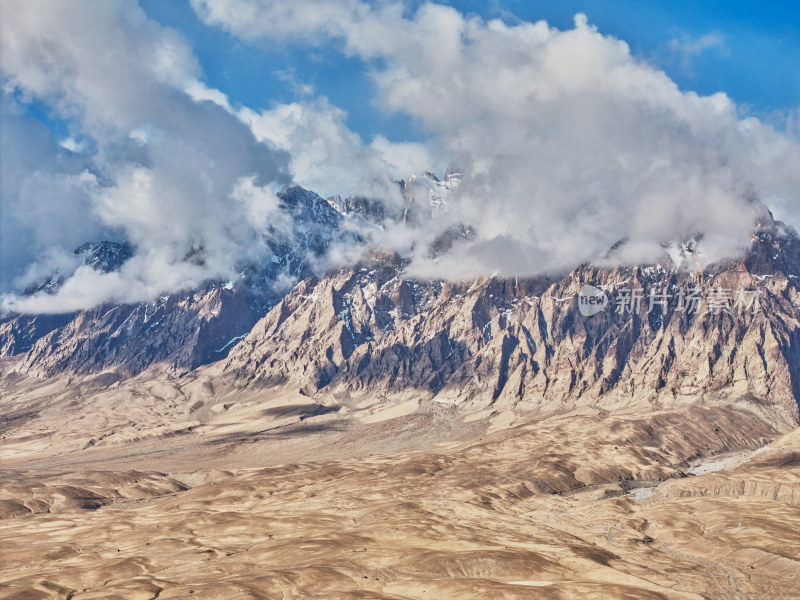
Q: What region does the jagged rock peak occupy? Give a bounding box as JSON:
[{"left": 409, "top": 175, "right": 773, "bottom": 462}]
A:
[
  {"left": 222, "top": 227, "right": 800, "bottom": 428},
  {"left": 74, "top": 241, "right": 135, "bottom": 273}
]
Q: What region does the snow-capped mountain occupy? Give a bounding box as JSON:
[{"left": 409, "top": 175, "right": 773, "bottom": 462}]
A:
[
  {"left": 1, "top": 183, "right": 798, "bottom": 429},
  {"left": 325, "top": 168, "right": 462, "bottom": 226},
  {"left": 402, "top": 168, "right": 461, "bottom": 221},
  {"left": 222, "top": 217, "right": 800, "bottom": 427},
  {"left": 0, "top": 185, "right": 346, "bottom": 376},
  {"left": 75, "top": 241, "right": 135, "bottom": 273}
]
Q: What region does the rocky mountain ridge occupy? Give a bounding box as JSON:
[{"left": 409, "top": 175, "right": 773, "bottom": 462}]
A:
[
  {"left": 221, "top": 224, "right": 800, "bottom": 427},
  {"left": 1, "top": 184, "right": 799, "bottom": 427},
  {"left": 0, "top": 185, "right": 345, "bottom": 376}
]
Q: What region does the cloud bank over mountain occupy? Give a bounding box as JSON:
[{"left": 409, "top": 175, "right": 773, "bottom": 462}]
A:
[
  {"left": 193, "top": 0, "right": 800, "bottom": 277},
  {"left": 2, "top": 0, "right": 799, "bottom": 313},
  {"left": 0, "top": 0, "right": 297, "bottom": 312}
]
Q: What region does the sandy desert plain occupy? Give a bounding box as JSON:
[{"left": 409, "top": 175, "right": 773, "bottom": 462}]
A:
[{"left": 1, "top": 355, "right": 799, "bottom": 600}]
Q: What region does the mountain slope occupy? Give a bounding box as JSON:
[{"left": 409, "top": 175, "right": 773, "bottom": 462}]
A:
[
  {"left": 1, "top": 185, "right": 345, "bottom": 377},
  {"left": 2, "top": 191, "right": 799, "bottom": 430},
  {"left": 223, "top": 222, "right": 800, "bottom": 427}
]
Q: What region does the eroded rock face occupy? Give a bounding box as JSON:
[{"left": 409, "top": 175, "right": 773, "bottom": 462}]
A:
[
  {"left": 4, "top": 210, "right": 799, "bottom": 425},
  {"left": 224, "top": 226, "right": 800, "bottom": 427},
  {"left": 74, "top": 241, "right": 135, "bottom": 273},
  {"left": 20, "top": 286, "right": 260, "bottom": 378},
  {"left": 0, "top": 313, "right": 75, "bottom": 357}
]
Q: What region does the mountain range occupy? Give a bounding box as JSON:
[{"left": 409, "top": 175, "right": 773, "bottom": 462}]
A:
[
  {"left": 3, "top": 175, "right": 800, "bottom": 599},
  {"left": 2, "top": 175, "right": 799, "bottom": 431}
]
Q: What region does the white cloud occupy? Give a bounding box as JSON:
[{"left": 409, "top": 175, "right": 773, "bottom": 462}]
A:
[
  {"left": 189, "top": 0, "right": 371, "bottom": 43},
  {"left": 195, "top": 1, "right": 800, "bottom": 278},
  {"left": 0, "top": 103, "right": 106, "bottom": 289},
  {"left": 0, "top": 0, "right": 293, "bottom": 313},
  {"left": 242, "top": 99, "right": 371, "bottom": 197},
  {"left": 3, "top": 0, "right": 800, "bottom": 315},
  {"left": 370, "top": 135, "right": 441, "bottom": 180},
  {"left": 0, "top": 0, "right": 199, "bottom": 132},
  {"left": 241, "top": 98, "right": 436, "bottom": 198},
  {"left": 668, "top": 31, "right": 728, "bottom": 70}
]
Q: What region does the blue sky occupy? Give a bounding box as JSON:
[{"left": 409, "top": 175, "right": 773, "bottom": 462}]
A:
[
  {"left": 139, "top": 0, "right": 425, "bottom": 141},
  {"left": 140, "top": 0, "right": 800, "bottom": 142}
]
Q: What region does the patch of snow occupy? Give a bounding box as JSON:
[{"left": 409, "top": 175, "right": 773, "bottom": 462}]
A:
[
  {"left": 688, "top": 456, "right": 734, "bottom": 476},
  {"left": 214, "top": 334, "right": 247, "bottom": 354},
  {"left": 628, "top": 486, "right": 657, "bottom": 501}
]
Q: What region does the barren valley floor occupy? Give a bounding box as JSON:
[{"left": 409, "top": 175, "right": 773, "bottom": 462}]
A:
[{"left": 1, "top": 362, "right": 800, "bottom": 600}]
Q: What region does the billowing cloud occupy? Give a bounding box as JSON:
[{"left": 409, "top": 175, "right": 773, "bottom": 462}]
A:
[
  {"left": 193, "top": 0, "right": 800, "bottom": 278},
  {"left": 0, "top": 0, "right": 292, "bottom": 313},
  {"left": 240, "top": 99, "right": 441, "bottom": 197},
  {"left": 0, "top": 104, "right": 105, "bottom": 289},
  {"left": 190, "top": 0, "right": 371, "bottom": 43},
  {"left": 3, "top": 0, "right": 800, "bottom": 314}
]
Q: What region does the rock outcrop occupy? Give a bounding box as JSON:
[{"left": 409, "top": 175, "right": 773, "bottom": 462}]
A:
[
  {"left": 224, "top": 222, "right": 800, "bottom": 427},
  {"left": 3, "top": 198, "right": 799, "bottom": 427}
]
